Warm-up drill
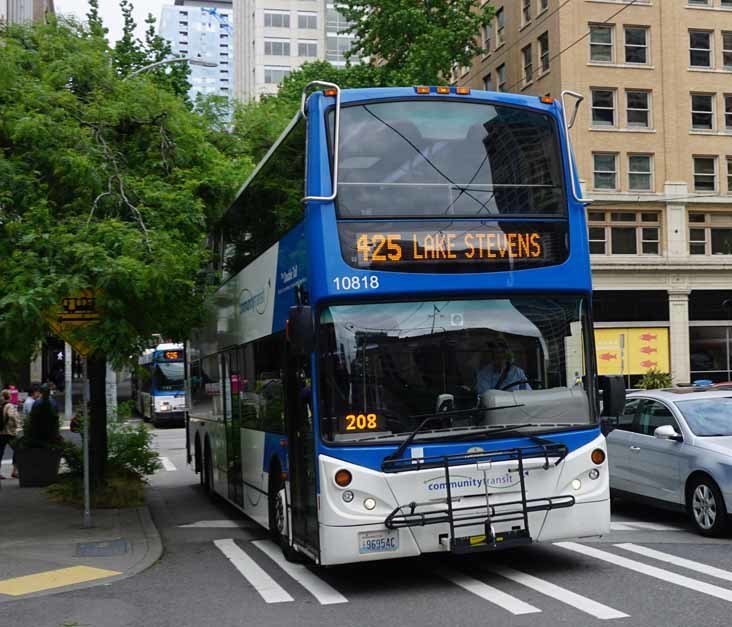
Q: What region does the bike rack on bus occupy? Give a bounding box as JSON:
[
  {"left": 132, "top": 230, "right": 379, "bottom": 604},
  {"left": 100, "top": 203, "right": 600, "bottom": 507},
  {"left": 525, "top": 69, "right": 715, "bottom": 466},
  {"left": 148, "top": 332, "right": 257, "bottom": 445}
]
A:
[
  {"left": 560, "top": 90, "right": 592, "bottom": 206},
  {"left": 301, "top": 81, "right": 342, "bottom": 203},
  {"left": 383, "top": 443, "right": 574, "bottom": 553}
]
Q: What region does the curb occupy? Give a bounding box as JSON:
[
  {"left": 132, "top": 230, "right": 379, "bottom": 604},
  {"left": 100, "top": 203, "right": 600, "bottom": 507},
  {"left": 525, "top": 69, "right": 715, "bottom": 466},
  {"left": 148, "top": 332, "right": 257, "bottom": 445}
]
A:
[{"left": 1, "top": 504, "right": 164, "bottom": 603}]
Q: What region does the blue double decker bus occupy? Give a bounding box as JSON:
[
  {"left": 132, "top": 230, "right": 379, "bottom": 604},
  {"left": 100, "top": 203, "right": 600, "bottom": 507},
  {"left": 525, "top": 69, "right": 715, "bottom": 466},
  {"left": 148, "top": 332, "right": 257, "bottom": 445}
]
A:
[{"left": 188, "top": 83, "right": 623, "bottom": 565}]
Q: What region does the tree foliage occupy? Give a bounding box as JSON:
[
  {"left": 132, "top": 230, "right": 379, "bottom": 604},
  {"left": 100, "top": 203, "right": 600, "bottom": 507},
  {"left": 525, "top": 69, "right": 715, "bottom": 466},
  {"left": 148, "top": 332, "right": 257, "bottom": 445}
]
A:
[
  {"left": 336, "top": 0, "right": 495, "bottom": 84},
  {"left": 0, "top": 16, "right": 248, "bottom": 368}
]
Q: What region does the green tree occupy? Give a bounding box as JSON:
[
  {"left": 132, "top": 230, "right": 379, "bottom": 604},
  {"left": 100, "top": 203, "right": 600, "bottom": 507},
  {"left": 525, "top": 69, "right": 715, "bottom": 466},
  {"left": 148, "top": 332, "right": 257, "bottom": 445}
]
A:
[
  {"left": 0, "top": 17, "right": 248, "bottom": 485},
  {"left": 336, "top": 0, "right": 495, "bottom": 84}
]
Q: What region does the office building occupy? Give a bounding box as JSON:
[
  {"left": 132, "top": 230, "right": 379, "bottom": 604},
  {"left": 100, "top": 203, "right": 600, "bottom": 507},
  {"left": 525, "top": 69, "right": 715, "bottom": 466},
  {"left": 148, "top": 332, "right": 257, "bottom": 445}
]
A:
[
  {"left": 1, "top": 0, "right": 54, "bottom": 23},
  {"left": 160, "top": 0, "right": 234, "bottom": 102},
  {"left": 458, "top": 1, "right": 732, "bottom": 386}
]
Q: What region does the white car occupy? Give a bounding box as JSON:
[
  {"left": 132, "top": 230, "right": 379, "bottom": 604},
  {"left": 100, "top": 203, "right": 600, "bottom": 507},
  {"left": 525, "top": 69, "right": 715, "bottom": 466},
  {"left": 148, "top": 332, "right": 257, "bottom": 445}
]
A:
[{"left": 605, "top": 389, "right": 732, "bottom": 536}]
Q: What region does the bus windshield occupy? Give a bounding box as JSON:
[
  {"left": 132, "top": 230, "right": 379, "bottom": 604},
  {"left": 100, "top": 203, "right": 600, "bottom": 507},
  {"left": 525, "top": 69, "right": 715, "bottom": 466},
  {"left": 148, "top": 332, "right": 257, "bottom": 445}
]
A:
[
  {"left": 334, "top": 100, "right": 565, "bottom": 218},
  {"left": 318, "top": 297, "right": 592, "bottom": 443},
  {"left": 154, "top": 361, "right": 185, "bottom": 392}
]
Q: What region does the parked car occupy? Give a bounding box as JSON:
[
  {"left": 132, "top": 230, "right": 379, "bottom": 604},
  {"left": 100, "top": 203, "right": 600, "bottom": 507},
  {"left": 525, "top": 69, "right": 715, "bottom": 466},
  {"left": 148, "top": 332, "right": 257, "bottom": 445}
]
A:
[{"left": 605, "top": 389, "right": 732, "bottom": 536}]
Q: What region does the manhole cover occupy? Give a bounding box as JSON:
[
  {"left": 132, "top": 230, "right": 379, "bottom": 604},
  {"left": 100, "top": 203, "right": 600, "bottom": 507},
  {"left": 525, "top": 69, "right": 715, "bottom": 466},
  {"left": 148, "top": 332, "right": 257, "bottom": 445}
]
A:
[{"left": 76, "top": 538, "right": 129, "bottom": 557}]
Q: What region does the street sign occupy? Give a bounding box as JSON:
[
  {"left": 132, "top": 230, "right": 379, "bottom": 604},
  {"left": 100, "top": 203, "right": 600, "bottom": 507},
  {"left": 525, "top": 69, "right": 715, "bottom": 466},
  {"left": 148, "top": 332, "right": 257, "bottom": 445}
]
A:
[{"left": 46, "top": 289, "right": 100, "bottom": 357}]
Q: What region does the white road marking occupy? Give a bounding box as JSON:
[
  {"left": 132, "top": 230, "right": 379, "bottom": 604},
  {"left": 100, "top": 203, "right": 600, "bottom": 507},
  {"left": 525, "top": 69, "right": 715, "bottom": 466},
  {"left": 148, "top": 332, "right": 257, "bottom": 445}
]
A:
[
  {"left": 489, "top": 565, "right": 628, "bottom": 620},
  {"left": 213, "top": 539, "right": 293, "bottom": 604},
  {"left": 160, "top": 457, "right": 176, "bottom": 471},
  {"left": 252, "top": 539, "right": 348, "bottom": 605},
  {"left": 440, "top": 569, "right": 541, "bottom": 615},
  {"left": 616, "top": 543, "right": 732, "bottom": 583},
  {"left": 556, "top": 542, "right": 732, "bottom": 603},
  {"left": 611, "top": 521, "right": 679, "bottom": 532},
  {"left": 178, "top": 520, "right": 243, "bottom": 528}
]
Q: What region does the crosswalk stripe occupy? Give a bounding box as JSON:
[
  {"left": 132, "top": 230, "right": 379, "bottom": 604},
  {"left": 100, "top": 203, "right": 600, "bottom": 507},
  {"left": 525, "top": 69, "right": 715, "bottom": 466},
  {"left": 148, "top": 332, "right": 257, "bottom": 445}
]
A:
[
  {"left": 489, "top": 565, "right": 628, "bottom": 620},
  {"left": 615, "top": 522, "right": 679, "bottom": 531},
  {"left": 616, "top": 543, "right": 732, "bottom": 583},
  {"left": 252, "top": 540, "right": 348, "bottom": 605},
  {"left": 213, "top": 539, "right": 293, "bottom": 604},
  {"left": 556, "top": 542, "right": 732, "bottom": 603},
  {"left": 440, "top": 569, "right": 541, "bottom": 615},
  {"left": 160, "top": 457, "right": 176, "bottom": 471}
]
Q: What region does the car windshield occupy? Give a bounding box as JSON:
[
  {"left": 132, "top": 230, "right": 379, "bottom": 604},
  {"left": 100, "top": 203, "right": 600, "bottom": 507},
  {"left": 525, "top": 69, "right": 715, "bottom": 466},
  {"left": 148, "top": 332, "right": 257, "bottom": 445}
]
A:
[
  {"left": 154, "top": 361, "right": 185, "bottom": 392},
  {"left": 318, "top": 297, "right": 593, "bottom": 443},
  {"left": 334, "top": 100, "right": 565, "bottom": 218},
  {"left": 675, "top": 397, "right": 732, "bottom": 436}
]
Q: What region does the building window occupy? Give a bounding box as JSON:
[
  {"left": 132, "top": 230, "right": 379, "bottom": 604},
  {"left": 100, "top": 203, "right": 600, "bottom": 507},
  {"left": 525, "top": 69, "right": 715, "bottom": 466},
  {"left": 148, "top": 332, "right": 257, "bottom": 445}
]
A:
[
  {"left": 725, "top": 96, "right": 732, "bottom": 129},
  {"left": 264, "top": 11, "right": 290, "bottom": 28},
  {"left": 264, "top": 39, "right": 290, "bottom": 56},
  {"left": 298, "top": 41, "right": 318, "bottom": 57},
  {"left": 297, "top": 13, "right": 318, "bottom": 29},
  {"left": 687, "top": 0, "right": 710, "bottom": 5},
  {"left": 723, "top": 0, "right": 732, "bottom": 7},
  {"left": 728, "top": 157, "right": 732, "bottom": 191},
  {"left": 689, "top": 212, "right": 732, "bottom": 255},
  {"left": 522, "top": 0, "right": 531, "bottom": 26},
  {"left": 538, "top": 32, "right": 550, "bottom": 73},
  {"left": 483, "top": 73, "right": 493, "bottom": 91},
  {"left": 539, "top": 0, "right": 549, "bottom": 12},
  {"left": 626, "top": 91, "right": 650, "bottom": 128},
  {"left": 590, "top": 25, "right": 613, "bottom": 63},
  {"left": 691, "top": 94, "right": 715, "bottom": 130},
  {"left": 690, "top": 30, "right": 712, "bottom": 67},
  {"left": 694, "top": 156, "right": 717, "bottom": 192},
  {"left": 592, "top": 89, "right": 616, "bottom": 127},
  {"left": 522, "top": 44, "right": 533, "bottom": 85},
  {"left": 587, "top": 210, "right": 660, "bottom": 255},
  {"left": 723, "top": 32, "right": 732, "bottom": 69},
  {"left": 496, "top": 8, "right": 505, "bottom": 47},
  {"left": 264, "top": 66, "right": 291, "bottom": 84},
  {"left": 482, "top": 24, "right": 491, "bottom": 53},
  {"left": 497, "top": 64, "right": 507, "bottom": 92},
  {"left": 628, "top": 154, "right": 653, "bottom": 191},
  {"left": 593, "top": 153, "right": 618, "bottom": 190},
  {"left": 624, "top": 26, "right": 648, "bottom": 64}
]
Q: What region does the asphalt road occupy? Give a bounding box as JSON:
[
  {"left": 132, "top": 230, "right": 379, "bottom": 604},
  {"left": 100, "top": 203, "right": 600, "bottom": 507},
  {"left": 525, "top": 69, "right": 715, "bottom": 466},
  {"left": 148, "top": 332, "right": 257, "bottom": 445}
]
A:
[{"left": 4, "top": 427, "right": 732, "bottom": 627}]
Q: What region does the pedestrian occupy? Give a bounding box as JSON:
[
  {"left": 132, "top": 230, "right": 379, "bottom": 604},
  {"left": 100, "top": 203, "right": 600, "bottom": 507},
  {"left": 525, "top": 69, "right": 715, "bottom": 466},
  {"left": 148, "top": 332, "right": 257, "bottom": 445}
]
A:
[
  {"left": 23, "top": 384, "right": 41, "bottom": 417},
  {"left": 0, "top": 389, "right": 20, "bottom": 479}
]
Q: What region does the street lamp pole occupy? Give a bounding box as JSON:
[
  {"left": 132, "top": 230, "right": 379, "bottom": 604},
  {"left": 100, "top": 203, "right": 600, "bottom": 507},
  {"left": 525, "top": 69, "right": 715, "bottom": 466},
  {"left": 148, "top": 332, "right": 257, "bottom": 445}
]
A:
[{"left": 125, "top": 57, "right": 217, "bottom": 80}]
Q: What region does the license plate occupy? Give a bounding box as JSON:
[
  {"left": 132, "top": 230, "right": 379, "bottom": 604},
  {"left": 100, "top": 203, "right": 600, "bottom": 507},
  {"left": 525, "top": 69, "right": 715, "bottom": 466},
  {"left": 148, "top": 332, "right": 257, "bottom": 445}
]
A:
[{"left": 358, "top": 530, "right": 399, "bottom": 554}]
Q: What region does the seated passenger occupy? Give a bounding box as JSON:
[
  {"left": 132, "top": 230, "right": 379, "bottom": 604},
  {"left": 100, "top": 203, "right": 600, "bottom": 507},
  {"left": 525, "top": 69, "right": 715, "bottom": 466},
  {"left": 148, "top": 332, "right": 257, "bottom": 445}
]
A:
[{"left": 475, "top": 338, "right": 532, "bottom": 394}]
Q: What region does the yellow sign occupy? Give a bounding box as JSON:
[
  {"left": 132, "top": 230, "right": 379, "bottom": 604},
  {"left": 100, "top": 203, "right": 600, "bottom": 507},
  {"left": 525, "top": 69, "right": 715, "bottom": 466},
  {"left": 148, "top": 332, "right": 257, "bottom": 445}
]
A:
[
  {"left": 45, "top": 289, "right": 100, "bottom": 357},
  {"left": 595, "top": 328, "right": 670, "bottom": 376}
]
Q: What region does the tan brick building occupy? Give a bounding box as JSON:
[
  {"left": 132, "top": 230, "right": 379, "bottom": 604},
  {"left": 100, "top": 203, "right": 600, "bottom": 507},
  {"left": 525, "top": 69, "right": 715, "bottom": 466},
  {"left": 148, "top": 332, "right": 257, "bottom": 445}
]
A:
[{"left": 458, "top": 0, "right": 732, "bottom": 386}]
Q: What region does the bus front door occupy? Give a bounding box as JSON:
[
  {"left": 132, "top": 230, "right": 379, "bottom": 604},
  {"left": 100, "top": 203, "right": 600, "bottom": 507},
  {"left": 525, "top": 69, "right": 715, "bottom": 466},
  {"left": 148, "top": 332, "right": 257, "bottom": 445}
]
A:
[
  {"left": 285, "top": 351, "right": 319, "bottom": 558},
  {"left": 220, "top": 351, "right": 243, "bottom": 508}
]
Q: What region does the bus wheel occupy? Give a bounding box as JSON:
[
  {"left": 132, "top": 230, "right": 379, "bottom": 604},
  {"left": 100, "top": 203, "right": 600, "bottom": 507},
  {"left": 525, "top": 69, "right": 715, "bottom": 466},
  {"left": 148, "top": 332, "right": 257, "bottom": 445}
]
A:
[
  {"left": 203, "top": 440, "right": 213, "bottom": 495},
  {"left": 194, "top": 437, "right": 203, "bottom": 486},
  {"left": 268, "top": 468, "right": 303, "bottom": 563}
]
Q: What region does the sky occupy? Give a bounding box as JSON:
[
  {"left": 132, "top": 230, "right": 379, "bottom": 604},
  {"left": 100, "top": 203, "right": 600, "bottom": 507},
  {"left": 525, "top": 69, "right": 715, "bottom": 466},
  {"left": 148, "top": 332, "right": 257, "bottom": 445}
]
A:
[{"left": 54, "top": 0, "right": 171, "bottom": 42}]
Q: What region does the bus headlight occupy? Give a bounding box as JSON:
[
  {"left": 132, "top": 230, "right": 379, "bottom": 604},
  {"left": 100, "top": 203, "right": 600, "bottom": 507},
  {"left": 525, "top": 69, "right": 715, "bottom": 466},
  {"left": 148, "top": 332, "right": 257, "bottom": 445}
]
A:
[
  {"left": 363, "top": 498, "right": 376, "bottom": 511},
  {"left": 589, "top": 468, "right": 600, "bottom": 480},
  {"left": 342, "top": 490, "right": 354, "bottom": 503},
  {"left": 571, "top": 479, "right": 582, "bottom": 491}
]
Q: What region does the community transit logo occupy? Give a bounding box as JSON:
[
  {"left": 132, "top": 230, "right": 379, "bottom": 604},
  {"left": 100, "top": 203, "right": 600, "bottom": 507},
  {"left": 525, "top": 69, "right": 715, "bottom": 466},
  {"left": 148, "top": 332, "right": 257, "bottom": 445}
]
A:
[{"left": 424, "top": 472, "right": 519, "bottom": 493}]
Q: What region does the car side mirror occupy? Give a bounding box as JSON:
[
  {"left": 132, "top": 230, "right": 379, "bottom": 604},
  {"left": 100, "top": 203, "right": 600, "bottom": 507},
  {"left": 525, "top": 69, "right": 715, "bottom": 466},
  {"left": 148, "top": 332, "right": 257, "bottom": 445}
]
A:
[
  {"left": 654, "top": 424, "right": 683, "bottom": 442},
  {"left": 287, "top": 305, "right": 314, "bottom": 356},
  {"left": 598, "top": 375, "right": 625, "bottom": 417}
]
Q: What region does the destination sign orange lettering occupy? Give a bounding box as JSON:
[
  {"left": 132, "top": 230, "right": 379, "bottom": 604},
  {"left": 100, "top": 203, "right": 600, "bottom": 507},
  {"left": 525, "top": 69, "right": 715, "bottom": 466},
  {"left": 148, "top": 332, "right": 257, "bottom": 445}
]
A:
[{"left": 355, "top": 231, "right": 543, "bottom": 264}]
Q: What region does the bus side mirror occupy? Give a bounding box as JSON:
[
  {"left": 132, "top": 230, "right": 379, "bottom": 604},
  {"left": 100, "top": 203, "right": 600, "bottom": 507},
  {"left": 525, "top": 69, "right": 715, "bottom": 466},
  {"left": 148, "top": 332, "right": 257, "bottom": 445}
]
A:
[
  {"left": 598, "top": 375, "right": 625, "bottom": 417},
  {"left": 288, "top": 305, "right": 314, "bottom": 355}
]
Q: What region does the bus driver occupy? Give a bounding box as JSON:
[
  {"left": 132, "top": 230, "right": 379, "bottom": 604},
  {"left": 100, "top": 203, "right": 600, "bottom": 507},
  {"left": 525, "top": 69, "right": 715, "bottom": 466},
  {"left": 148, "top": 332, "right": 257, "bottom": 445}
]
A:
[{"left": 475, "top": 337, "right": 532, "bottom": 395}]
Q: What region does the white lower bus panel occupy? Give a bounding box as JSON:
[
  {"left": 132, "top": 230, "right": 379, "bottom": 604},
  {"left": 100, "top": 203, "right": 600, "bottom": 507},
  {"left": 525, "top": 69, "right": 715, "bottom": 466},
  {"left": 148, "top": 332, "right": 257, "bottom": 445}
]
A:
[{"left": 317, "top": 435, "right": 609, "bottom": 565}]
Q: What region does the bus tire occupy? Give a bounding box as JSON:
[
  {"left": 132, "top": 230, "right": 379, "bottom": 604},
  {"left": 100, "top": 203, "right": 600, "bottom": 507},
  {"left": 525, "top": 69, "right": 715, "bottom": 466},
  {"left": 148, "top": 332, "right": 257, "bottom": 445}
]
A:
[
  {"left": 203, "top": 439, "right": 213, "bottom": 495},
  {"left": 194, "top": 435, "right": 203, "bottom": 484},
  {"left": 268, "top": 465, "right": 303, "bottom": 563}
]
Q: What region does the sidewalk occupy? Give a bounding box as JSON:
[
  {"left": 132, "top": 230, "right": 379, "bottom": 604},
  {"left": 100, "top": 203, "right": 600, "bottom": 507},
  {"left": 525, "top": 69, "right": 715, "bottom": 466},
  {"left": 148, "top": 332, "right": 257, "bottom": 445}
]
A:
[{"left": 0, "top": 480, "right": 162, "bottom": 602}]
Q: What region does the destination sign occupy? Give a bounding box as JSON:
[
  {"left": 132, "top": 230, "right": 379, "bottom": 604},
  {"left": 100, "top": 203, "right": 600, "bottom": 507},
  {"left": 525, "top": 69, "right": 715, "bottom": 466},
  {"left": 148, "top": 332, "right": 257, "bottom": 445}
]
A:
[{"left": 338, "top": 221, "right": 568, "bottom": 273}]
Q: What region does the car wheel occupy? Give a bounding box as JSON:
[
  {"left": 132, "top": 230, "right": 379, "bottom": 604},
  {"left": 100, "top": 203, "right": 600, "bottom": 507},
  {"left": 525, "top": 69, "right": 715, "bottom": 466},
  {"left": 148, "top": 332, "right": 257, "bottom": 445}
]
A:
[{"left": 688, "top": 477, "right": 728, "bottom": 536}]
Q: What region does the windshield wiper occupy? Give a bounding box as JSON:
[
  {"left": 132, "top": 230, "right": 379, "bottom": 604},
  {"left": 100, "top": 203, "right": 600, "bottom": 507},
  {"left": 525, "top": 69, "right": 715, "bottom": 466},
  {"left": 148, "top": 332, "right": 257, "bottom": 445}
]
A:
[{"left": 382, "top": 405, "right": 525, "bottom": 464}]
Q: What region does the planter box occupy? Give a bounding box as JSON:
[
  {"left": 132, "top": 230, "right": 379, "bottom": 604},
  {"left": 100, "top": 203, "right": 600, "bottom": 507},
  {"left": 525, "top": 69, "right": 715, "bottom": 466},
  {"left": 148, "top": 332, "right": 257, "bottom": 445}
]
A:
[{"left": 16, "top": 448, "right": 62, "bottom": 487}]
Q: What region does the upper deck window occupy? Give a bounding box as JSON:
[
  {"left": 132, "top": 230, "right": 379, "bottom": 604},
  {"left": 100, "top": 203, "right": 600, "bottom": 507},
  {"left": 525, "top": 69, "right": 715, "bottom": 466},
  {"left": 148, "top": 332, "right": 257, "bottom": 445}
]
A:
[{"left": 333, "top": 100, "right": 565, "bottom": 219}]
